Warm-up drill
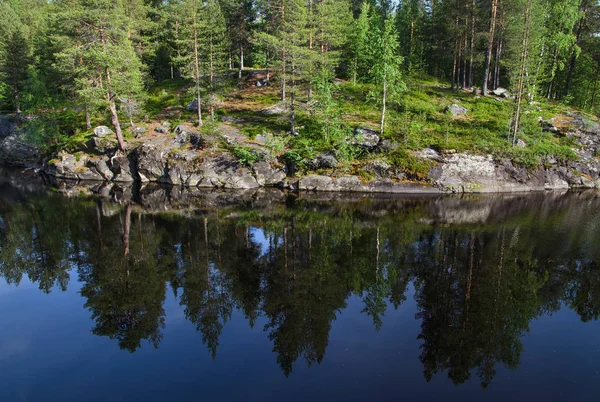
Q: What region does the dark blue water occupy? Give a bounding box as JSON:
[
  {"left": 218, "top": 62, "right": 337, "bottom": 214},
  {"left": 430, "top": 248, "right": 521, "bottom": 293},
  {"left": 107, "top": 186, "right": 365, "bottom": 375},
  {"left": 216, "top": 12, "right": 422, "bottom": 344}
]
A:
[{"left": 1, "top": 181, "right": 600, "bottom": 401}]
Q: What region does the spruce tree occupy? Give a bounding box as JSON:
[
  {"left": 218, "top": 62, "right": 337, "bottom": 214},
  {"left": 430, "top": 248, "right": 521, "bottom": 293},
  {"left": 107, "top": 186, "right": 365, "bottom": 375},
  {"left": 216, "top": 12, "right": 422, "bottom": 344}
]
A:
[
  {"left": 348, "top": 1, "right": 372, "bottom": 85},
  {"left": 0, "top": 1, "right": 33, "bottom": 115}
]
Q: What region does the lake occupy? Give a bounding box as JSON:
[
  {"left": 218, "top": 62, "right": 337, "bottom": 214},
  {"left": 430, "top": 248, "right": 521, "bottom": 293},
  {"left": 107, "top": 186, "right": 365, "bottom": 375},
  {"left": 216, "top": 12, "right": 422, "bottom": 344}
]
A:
[{"left": 1, "top": 174, "right": 600, "bottom": 401}]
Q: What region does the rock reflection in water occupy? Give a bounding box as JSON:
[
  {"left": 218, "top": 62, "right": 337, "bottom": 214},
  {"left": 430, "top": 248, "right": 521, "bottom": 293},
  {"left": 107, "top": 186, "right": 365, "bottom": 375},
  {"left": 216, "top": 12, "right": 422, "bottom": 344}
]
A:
[{"left": 1, "top": 175, "right": 600, "bottom": 387}]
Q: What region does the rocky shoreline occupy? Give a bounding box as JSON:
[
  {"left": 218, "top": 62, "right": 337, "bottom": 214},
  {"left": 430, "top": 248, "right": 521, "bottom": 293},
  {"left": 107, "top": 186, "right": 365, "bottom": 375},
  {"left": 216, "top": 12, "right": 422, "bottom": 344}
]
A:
[{"left": 2, "top": 114, "right": 600, "bottom": 194}]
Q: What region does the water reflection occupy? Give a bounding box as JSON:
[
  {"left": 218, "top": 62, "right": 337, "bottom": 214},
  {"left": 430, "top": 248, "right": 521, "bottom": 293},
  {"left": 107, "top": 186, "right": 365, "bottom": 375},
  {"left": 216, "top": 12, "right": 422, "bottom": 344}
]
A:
[{"left": 1, "top": 184, "right": 600, "bottom": 387}]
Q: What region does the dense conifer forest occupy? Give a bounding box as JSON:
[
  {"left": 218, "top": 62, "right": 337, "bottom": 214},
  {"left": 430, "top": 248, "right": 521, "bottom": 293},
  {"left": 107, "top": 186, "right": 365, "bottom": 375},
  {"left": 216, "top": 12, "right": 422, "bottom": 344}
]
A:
[{"left": 1, "top": 0, "right": 599, "bottom": 170}]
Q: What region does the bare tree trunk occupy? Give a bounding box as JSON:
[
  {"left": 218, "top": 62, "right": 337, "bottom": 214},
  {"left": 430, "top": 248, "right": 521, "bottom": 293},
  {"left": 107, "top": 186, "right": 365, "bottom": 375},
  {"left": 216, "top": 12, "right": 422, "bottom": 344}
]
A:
[
  {"left": 591, "top": 66, "right": 600, "bottom": 111},
  {"left": 308, "top": 0, "right": 314, "bottom": 100},
  {"left": 462, "top": 33, "right": 468, "bottom": 89},
  {"left": 290, "top": 60, "right": 296, "bottom": 134},
  {"left": 380, "top": 73, "right": 387, "bottom": 135},
  {"left": 451, "top": 38, "right": 458, "bottom": 90},
  {"left": 482, "top": 0, "right": 499, "bottom": 96},
  {"left": 238, "top": 44, "right": 244, "bottom": 79},
  {"left": 547, "top": 47, "right": 558, "bottom": 99},
  {"left": 123, "top": 203, "right": 132, "bottom": 260},
  {"left": 457, "top": 35, "right": 463, "bottom": 89},
  {"left": 210, "top": 36, "right": 215, "bottom": 122},
  {"left": 510, "top": 0, "right": 532, "bottom": 146},
  {"left": 193, "top": 9, "right": 203, "bottom": 126},
  {"left": 493, "top": 38, "right": 503, "bottom": 90},
  {"left": 100, "top": 25, "right": 125, "bottom": 151},
  {"left": 281, "top": 0, "right": 287, "bottom": 102},
  {"left": 468, "top": 0, "right": 476, "bottom": 88},
  {"left": 105, "top": 67, "right": 126, "bottom": 152},
  {"left": 85, "top": 106, "right": 92, "bottom": 130}
]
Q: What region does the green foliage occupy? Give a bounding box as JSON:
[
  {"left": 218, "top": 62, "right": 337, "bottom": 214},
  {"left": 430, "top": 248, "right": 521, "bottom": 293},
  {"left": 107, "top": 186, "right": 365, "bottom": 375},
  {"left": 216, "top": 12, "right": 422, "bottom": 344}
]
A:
[
  {"left": 387, "top": 149, "right": 434, "bottom": 179},
  {"left": 232, "top": 146, "right": 264, "bottom": 167},
  {"left": 264, "top": 133, "right": 288, "bottom": 156}
]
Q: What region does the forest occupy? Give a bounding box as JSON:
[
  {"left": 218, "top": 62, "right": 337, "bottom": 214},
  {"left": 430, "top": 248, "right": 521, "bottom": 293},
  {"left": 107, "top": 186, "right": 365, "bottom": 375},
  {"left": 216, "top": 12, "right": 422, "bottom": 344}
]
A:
[{"left": 1, "top": 0, "right": 600, "bottom": 169}]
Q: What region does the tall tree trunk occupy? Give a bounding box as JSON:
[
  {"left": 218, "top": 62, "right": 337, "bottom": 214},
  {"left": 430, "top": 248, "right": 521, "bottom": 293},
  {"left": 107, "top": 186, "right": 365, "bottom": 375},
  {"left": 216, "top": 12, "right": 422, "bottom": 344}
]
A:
[
  {"left": 99, "top": 23, "right": 126, "bottom": 153},
  {"left": 493, "top": 38, "right": 503, "bottom": 90},
  {"left": 452, "top": 38, "right": 458, "bottom": 90},
  {"left": 85, "top": 106, "right": 92, "bottom": 130},
  {"left": 482, "top": 0, "right": 499, "bottom": 95},
  {"left": 238, "top": 44, "right": 244, "bottom": 79},
  {"left": 193, "top": 10, "right": 203, "bottom": 126},
  {"left": 547, "top": 47, "right": 559, "bottom": 99},
  {"left": 591, "top": 66, "right": 599, "bottom": 111},
  {"left": 290, "top": 60, "right": 296, "bottom": 134},
  {"left": 210, "top": 36, "right": 215, "bottom": 121},
  {"left": 281, "top": 0, "right": 286, "bottom": 101},
  {"left": 462, "top": 33, "right": 468, "bottom": 89},
  {"left": 457, "top": 33, "right": 463, "bottom": 89},
  {"left": 308, "top": 0, "right": 314, "bottom": 100},
  {"left": 380, "top": 73, "right": 387, "bottom": 135},
  {"left": 510, "top": 0, "right": 532, "bottom": 146},
  {"left": 468, "top": 0, "right": 476, "bottom": 88}
]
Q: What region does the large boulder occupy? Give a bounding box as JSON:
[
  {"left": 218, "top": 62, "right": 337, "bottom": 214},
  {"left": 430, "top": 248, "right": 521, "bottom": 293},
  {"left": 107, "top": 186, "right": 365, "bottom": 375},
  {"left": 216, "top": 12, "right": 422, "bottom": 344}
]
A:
[
  {"left": 185, "top": 99, "right": 199, "bottom": 111},
  {"left": 132, "top": 127, "right": 146, "bottom": 138},
  {"left": 0, "top": 116, "right": 18, "bottom": 138},
  {"left": 89, "top": 158, "right": 114, "bottom": 181},
  {"left": 309, "top": 152, "right": 338, "bottom": 170},
  {"left": 0, "top": 135, "right": 39, "bottom": 165},
  {"left": 86, "top": 136, "right": 117, "bottom": 154},
  {"left": 110, "top": 155, "right": 136, "bottom": 182},
  {"left": 45, "top": 153, "right": 80, "bottom": 180},
  {"left": 198, "top": 154, "right": 259, "bottom": 189},
  {"left": 491, "top": 87, "right": 512, "bottom": 98},
  {"left": 174, "top": 125, "right": 202, "bottom": 147},
  {"left": 136, "top": 139, "right": 172, "bottom": 182},
  {"left": 252, "top": 161, "right": 286, "bottom": 186},
  {"left": 446, "top": 104, "right": 468, "bottom": 116},
  {"left": 363, "top": 159, "right": 392, "bottom": 178},
  {"left": 352, "top": 127, "right": 380, "bottom": 150},
  {"left": 94, "top": 126, "right": 114, "bottom": 138}
]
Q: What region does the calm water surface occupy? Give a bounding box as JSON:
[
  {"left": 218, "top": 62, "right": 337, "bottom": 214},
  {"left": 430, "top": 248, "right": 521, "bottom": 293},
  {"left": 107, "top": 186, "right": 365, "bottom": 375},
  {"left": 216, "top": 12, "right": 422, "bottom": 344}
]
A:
[{"left": 1, "top": 177, "right": 600, "bottom": 401}]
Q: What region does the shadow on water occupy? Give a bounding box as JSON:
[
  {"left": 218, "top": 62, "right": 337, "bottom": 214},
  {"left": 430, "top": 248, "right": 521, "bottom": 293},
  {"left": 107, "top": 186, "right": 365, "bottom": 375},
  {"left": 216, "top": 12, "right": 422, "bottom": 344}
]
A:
[{"left": 2, "top": 168, "right": 600, "bottom": 388}]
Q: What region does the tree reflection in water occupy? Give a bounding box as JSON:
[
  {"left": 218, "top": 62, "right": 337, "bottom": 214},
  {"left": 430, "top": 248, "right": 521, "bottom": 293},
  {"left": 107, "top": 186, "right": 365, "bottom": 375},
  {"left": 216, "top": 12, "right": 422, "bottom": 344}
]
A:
[{"left": 1, "top": 189, "right": 600, "bottom": 386}]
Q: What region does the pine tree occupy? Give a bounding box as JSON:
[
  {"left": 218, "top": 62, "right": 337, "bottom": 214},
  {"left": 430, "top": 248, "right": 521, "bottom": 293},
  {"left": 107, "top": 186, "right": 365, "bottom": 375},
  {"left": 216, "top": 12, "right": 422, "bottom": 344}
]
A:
[
  {"left": 54, "top": 0, "right": 145, "bottom": 152},
  {"left": 482, "top": 0, "right": 500, "bottom": 95},
  {"left": 177, "top": 0, "right": 228, "bottom": 125},
  {"left": 257, "top": 0, "right": 311, "bottom": 133},
  {"left": 220, "top": 0, "right": 255, "bottom": 79},
  {"left": 206, "top": 0, "right": 228, "bottom": 121},
  {"left": 505, "top": 0, "right": 545, "bottom": 145}
]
